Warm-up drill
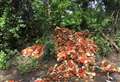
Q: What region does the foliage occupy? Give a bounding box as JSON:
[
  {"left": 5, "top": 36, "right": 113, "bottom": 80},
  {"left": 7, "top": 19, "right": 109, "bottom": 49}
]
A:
[
  {"left": 0, "top": 0, "right": 26, "bottom": 51},
  {"left": 31, "top": 0, "right": 110, "bottom": 30},
  {"left": 115, "top": 32, "right": 120, "bottom": 48},
  {"left": 15, "top": 55, "right": 39, "bottom": 74},
  {"left": 31, "top": 0, "right": 112, "bottom": 56},
  {"left": 0, "top": 50, "right": 10, "bottom": 70},
  {"left": 91, "top": 33, "right": 112, "bottom": 56},
  {"left": 35, "top": 35, "right": 55, "bottom": 60},
  {"left": 16, "top": 44, "right": 44, "bottom": 74},
  {"left": 0, "top": 0, "right": 113, "bottom": 56},
  {"left": 84, "top": 10, "right": 111, "bottom": 31}
]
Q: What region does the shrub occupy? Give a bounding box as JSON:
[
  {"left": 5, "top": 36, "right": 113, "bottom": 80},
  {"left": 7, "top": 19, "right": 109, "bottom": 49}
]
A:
[
  {"left": 91, "top": 33, "right": 112, "bottom": 56},
  {"left": 31, "top": 0, "right": 112, "bottom": 56},
  {"left": 0, "top": 0, "right": 112, "bottom": 57},
  {"left": 15, "top": 55, "right": 39, "bottom": 74},
  {"left": 0, "top": 50, "right": 10, "bottom": 70},
  {"left": 35, "top": 35, "right": 55, "bottom": 60},
  {"left": 115, "top": 32, "right": 120, "bottom": 48}
]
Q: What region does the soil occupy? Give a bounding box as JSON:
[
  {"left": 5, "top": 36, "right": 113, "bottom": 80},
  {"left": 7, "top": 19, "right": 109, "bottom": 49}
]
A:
[
  {"left": 0, "top": 52, "right": 120, "bottom": 82},
  {"left": 0, "top": 58, "right": 57, "bottom": 82}
]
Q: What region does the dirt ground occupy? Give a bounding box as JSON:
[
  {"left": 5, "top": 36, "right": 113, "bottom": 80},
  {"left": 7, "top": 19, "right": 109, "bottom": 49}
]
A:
[
  {"left": 0, "top": 52, "right": 120, "bottom": 82},
  {"left": 0, "top": 58, "right": 56, "bottom": 82}
]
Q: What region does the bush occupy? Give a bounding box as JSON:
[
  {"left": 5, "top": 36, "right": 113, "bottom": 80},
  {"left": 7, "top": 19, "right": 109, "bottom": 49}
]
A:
[
  {"left": 31, "top": 0, "right": 112, "bottom": 56},
  {"left": 0, "top": 0, "right": 112, "bottom": 57},
  {"left": 15, "top": 55, "right": 39, "bottom": 74},
  {"left": 115, "top": 32, "right": 120, "bottom": 48},
  {"left": 91, "top": 33, "right": 112, "bottom": 56},
  {"left": 35, "top": 35, "right": 55, "bottom": 60},
  {"left": 0, "top": 50, "right": 10, "bottom": 70}
]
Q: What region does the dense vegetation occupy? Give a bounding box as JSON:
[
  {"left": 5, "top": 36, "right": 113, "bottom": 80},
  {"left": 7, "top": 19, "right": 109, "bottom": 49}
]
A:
[{"left": 0, "top": 0, "right": 120, "bottom": 82}]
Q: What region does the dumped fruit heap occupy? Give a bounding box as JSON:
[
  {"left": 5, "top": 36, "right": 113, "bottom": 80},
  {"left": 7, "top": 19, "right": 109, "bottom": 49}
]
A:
[
  {"left": 46, "top": 27, "right": 97, "bottom": 81},
  {"left": 6, "top": 27, "right": 120, "bottom": 82},
  {"left": 21, "top": 44, "right": 45, "bottom": 59},
  {"left": 40, "top": 27, "right": 120, "bottom": 82}
]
